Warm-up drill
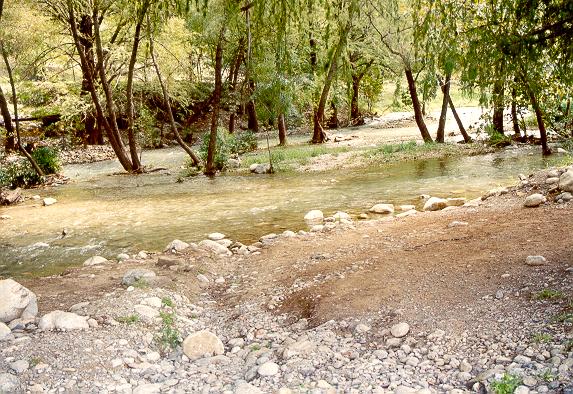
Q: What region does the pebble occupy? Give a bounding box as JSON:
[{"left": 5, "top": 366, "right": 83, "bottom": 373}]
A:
[
  {"left": 390, "top": 322, "right": 410, "bottom": 338},
  {"left": 257, "top": 362, "right": 279, "bottom": 376}
]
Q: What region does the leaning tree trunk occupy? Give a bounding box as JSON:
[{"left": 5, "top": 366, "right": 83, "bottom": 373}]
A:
[
  {"left": 0, "top": 86, "right": 15, "bottom": 152},
  {"left": 125, "top": 2, "right": 150, "bottom": 173},
  {"left": 492, "top": 78, "right": 505, "bottom": 134},
  {"left": 68, "top": 3, "right": 133, "bottom": 172},
  {"left": 312, "top": 18, "right": 351, "bottom": 143},
  {"left": 278, "top": 113, "right": 287, "bottom": 146},
  {"left": 147, "top": 16, "right": 201, "bottom": 167},
  {"left": 447, "top": 95, "right": 472, "bottom": 143},
  {"left": 524, "top": 82, "right": 551, "bottom": 156},
  {"left": 228, "top": 41, "right": 244, "bottom": 134},
  {"left": 0, "top": 45, "right": 44, "bottom": 177},
  {"left": 405, "top": 67, "right": 433, "bottom": 143},
  {"left": 436, "top": 72, "right": 451, "bottom": 143},
  {"left": 205, "top": 28, "right": 225, "bottom": 176}
]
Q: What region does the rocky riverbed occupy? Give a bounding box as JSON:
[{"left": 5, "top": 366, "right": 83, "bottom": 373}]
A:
[{"left": 1, "top": 165, "right": 573, "bottom": 393}]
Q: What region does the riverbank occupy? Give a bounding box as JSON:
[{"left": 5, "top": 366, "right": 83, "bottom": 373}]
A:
[{"left": 1, "top": 165, "right": 572, "bottom": 393}]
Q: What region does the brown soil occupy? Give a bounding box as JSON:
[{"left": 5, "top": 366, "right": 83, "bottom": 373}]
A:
[{"left": 19, "top": 174, "right": 573, "bottom": 338}]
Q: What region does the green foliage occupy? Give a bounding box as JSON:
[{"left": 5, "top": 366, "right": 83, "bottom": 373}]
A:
[
  {"left": 161, "top": 297, "right": 174, "bottom": 308},
  {"left": 242, "top": 144, "right": 350, "bottom": 171},
  {"left": 156, "top": 311, "right": 181, "bottom": 353},
  {"left": 116, "top": 314, "right": 140, "bottom": 325},
  {"left": 231, "top": 131, "right": 258, "bottom": 155},
  {"left": 31, "top": 147, "right": 60, "bottom": 175},
  {"left": 538, "top": 369, "right": 555, "bottom": 382},
  {"left": 535, "top": 289, "right": 564, "bottom": 300},
  {"left": 552, "top": 312, "right": 573, "bottom": 323},
  {"left": 198, "top": 129, "right": 258, "bottom": 172},
  {"left": 0, "top": 159, "right": 43, "bottom": 188},
  {"left": 132, "top": 278, "right": 149, "bottom": 289},
  {"left": 490, "top": 373, "right": 523, "bottom": 394},
  {"left": 531, "top": 332, "right": 553, "bottom": 344},
  {"left": 482, "top": 124, "right": 512, "bottom": 147}
]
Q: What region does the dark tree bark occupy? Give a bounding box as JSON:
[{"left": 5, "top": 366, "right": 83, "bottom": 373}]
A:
[
  {"left": 312, "top": 18, "right": 351, "bottom": 143},
  {"left": 492, "top": 79, "right": 505, "bottom": 134},
  {"left": 447, "top": 95, "right": 472, "bottom": 143},
  {"left": 278, "top": 113, "right": 287, "bottom": 146},
  {"left": 326, "top": 101, "right": 339, "bottom": 129},
  {"left": 309, "top": 35, "right": 317, "bottom": 71},
  {"left": 205, "top": 28, "right": 225, "bottom": 176},
  {"left": 246, "top": 80, "right": 259, "bottom": 132},
  {"left": 0, "top": 87, "right": 15, "bottom": 152},
  {"left": 350, "top": 74, "right": 361, "bottom": 123},
  {"left": 228, "top": 40, "right": 244, "bottom": 134},
  {"left": 511, "top": 87, "right": 521, "bottom": 136},
  {"left": 147, "top": 16, "right": 201, "bottom": 167},
  {"left": 436, "top": 72, "right": 451, "bottom": 143},
  {"left": 125, "top": 1, "right": 150, "bottom": 173},
  {"left": 405, "top": 67, "right": 433, "bottom": 143},
  {"left": 525, "top": 83, "right": 551, "bottom": 155}
]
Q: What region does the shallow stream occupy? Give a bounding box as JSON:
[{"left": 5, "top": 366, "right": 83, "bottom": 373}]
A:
[{"left": 0, "top": 146, "right": 560, "bottom": 277}]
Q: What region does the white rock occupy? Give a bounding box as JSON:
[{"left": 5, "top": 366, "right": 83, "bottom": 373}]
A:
[
  {"left": 355, "top": 323, "right": 370, "bottom": 333},
  {"left": 197, "top": 274, "right": 210, "bottom": 283},
  {"left": 390, "top": 322, "right": 410, "bottom": 338},
  {"left": 446, "top": 197, "right": 466, "bottom": 206},
  {"left": 546, "top": 177, "right": 559, "bottom": 184},
  {"left": 164, "top": 239, "right": 189, "bottom": 253},
  {"left": 369, "top": 203, "right": 394, "bottom": 214},
  {"left": 514, "top": 386, "right": 530, "bottom": 394},
  {"left": 423, "top": 197, "right": 448, "bottom": 211},
  {"left": 235, "top": 382, "right": 263, "bottom": 394},
  {"left": 0, "top": 279, "right": 38, "bottom": 323},
  {"left": 134, "top": 305, "right": 160, "bottom": 321},
  {"left": 524, "top": 193, "right": 546, "bottom": 207},
  {"left": 10, "top": 360, "right": 29, "bottom": 374},
  {"left": 304, "top": 210, "right": 324, "bottom": 225},
  {"left": 42, "top": 197, "right": 57, "bottom": 206},
  {"left": 559, "top": 169, "right": 573, "bottom": 192},
  {"left": 182, "top": 330, "right": 224, "bottom": 360},
  {"left": 133, "top": 383, "right": 162, "bottom": 394},
  {"left": 0, "top": 322, "right": 10, "bottom": 339},
  {"left": 257, "top": 361, "right": 279, "bottom": 376},
  {"left": 398, "top": 205, "right": 416, "bottom": 212},
  {"left": 310, "top": 225, "right": 324, "bottom": 232},
  {"left": 260, "top": 233, "right": 278, "bottom": 242},
  {"left": 216, "top": 239, "right": 233, "bottom": 248},
  {"left": 448, "top": 221, "right": 468, "bottom": 228},
  {"left": 199, "top": 239, "right": 230, "bottom": 255},
  {"left": 142, "top": 297, "right": 162, "bottom": 308},
  {"left": 69, "top": 301, "right": 90, "bottom": 312},
  {"left": 121, "top": 269, "right": 156, "bottom": 286},
  {"left": 333, "top": 211, "right": 351, "bottom": 220},
  {"left": 208, "top": 232, "right": 226, "bottom": 241},
  {"left": 137, "top": 251, "right": 148, "bottom": 259},
  {"left": 117, "top": 253, "right": 130, "bottom": 261},
  {"left": 282, "top": 230, "right": 296, "bottom": 237},
  {"left": 396, "top": 209, "right": 417, "bottom": 218},
  {"left": 146, "top": 351, "right": 161, "bottom": 362},
  {"left": 525, "top": 255, "right": 547, "bottom": 266},
  {"left": 0, "top": 373, "right": 20, "bottom": 392},
  {"left": 83, "top": 256, "right": 108, "bottom": 267},
  {"left": 38, "top": 310, "right": 89, "bottom": 331}
]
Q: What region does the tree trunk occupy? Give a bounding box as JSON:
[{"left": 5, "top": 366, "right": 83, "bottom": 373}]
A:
[
  {"left": 205, "top": 28, "right": 225, "bottom": 176},
  {"left": 492, "top": 79, "right": 504, "bottom": 134},
  {"left": 436, "top": 72, "right": 451, "bottom": 143},
  {"left": 147, "top": 16, "right": 200, "bottom": 167},
  {"left": 511, "top": 87, "right": 521, "bottom": 136},
  {"left": 312, "top": 19, "right": 351, "bottom": 143},
  {"left": 246, "top": 81, "right": 259, "bottom": 132},
  {"left": 0, "top": 45, "right": 44, "bottom": 177},
  {"left": 278, "top": 113, "right": 287, "bottom": 146},
  {"left": 524, "top": 82, "right": 551, "bottom": 155},
  {"left": 405, "top": 67, "right": 433, "bottom": 143},
  {"left": 0, "top": 86, "right": 15, "bottom": 152},
  {"left": 228, "top": 41, "right": 244, "bottom": 134},
  {"left": 125, "top": 2, "right": 149, "bottom": 173},
  {"left": 447, "top": 95, "right": 472, "bottom": 143},
  {"left": 350, "top": 74, "right": 362, "bottom": 125}
]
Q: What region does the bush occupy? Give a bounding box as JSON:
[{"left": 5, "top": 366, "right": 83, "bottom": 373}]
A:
[
  {"left": 32, "top": 147, "right": 60, "bottom": 174},
  {"left": 0, "top": 159, "right": 43, "bottom": 188},
  {"left": 230, "top": 130, "right": 258, "bottom": 154},
  {"left": 198, "top": 129, "right": 258, "bottom": 172}
]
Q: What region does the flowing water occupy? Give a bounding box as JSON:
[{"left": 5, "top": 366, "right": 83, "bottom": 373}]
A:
[{"left": 0, "top": 146, "right": 560, "bottom": 277}]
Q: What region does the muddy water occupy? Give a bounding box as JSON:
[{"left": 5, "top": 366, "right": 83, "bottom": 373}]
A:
[{"left": 0, "top": 146, "right": 559, "bottom": 277}]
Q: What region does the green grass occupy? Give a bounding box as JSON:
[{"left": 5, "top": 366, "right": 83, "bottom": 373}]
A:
[
  {"left": 490, "top": 373, "right": 523, "bottom": 394},
  {"left": 552, "top": 312, "right": 573, "bottom": 323},
  {"left": 29, "top": 356, "right": 43, "bottom": 367},
  {"left": 155, "top": 311, "right": 181, "bottom": 353},
  {"left": 161, "top": 297, "right": 174, "bottom": 308},
  {"left": 116, "top": 314, "right": 140, "bottom": 325},
  {"left": 241, "top": 144, "right": 351, "bottom": 171},
  {"left": 538, "top": 369, "right": 556, "bottom": 382},
  {"left": 534, "top": 289, "right": 564, "bottom": 300},
  {"left": 532, "top": 332, "right": 553, "bottom": 343},
  {"left": 132, "top": 278, "right": 149, "bottom": 289}
]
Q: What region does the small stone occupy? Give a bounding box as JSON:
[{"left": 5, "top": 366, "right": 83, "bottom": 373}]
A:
[
  {"left": 83, "top": 256, "right": 108, "bottom": 267},
  {"left": 514, "top": 386, "right": 530, "bottom": 394},
  {"left": 355, "top": 323, "right": 370, "bottom": 333},
  {"left": 235, "top": 382, "right": 263, "bottom": 394},
  {"left": 282, "top": 230, "right": 296, "bottom": 237},
  {"left": 525, "top": 255, "right": 546, "bottom": 266},
  {"left": 69, "top": 301, "right": 90, "bottom": 312},
  {"left": 121, "top": 269, "right": 156, "bottom": 286},
  {"left": 0, "top": 214, "right": 12, "bottom": 220},
  {"left": 0, "top": 322, "right": 10, "bottom": 339},
  {"left": 208, "top": 232, "right": 226, "bottom": 241},
  {"left": 9, "top": 360, "right": 29, "bottom": 374},
  {"left": 333, "top": 211, "right": 351, "bottom": 221},
  {"left": 164, "top": 239, "right": 189, "bottom": 253},
  {"left": 257, "top": 361, "right": 279, "bottom": 376},
  {"left": 134, "top": 305, "right": 160, "bottom": 321},
  {"left": 459, "top": 360, "right": 472, "bottom": 373},
  {"left": 448, "top": 221, "right": 468, "bottom": 228},
  {"left": 198, "top": 239, "right": 230, "bottom": 255},
  {"left": 559, "top": 169, "right": 573, "bottom": 192},
  {"left": 423, "top": 197, "right": 448, "bottom": 211},
  {"left": 137, "top": 251, "right": 148, "bottom": 259},
  {"left": 369, "top": 203, "right": 394, "bottom": 214},
  {"left": 42, "top": 198, "right": 57, "bottom": 206},
  {"left": 304, "top": 210, "right": 324, "bottom": 225},
  {"left": 524, "top": 193, "right": 546, "bottom": 207},
  {"left": 358, "top": 213, "right": 368, "bottom": 219},
  {"left": 197, "top": 274, "right": 210, "bottom": 283},
  {"left": 133, "top": 383, "right": 162, "bottom": 394},
  {"left": 38, "top": 310, "right": 89, "bottom": 331},
  {"left": 546, "top": 177, "right": 559, "bottom": 184},
  {"left": 398, "top": 205, "right": 415, "bottom": 212},
  {"left": 117, "top": 253, "right": 130, "bottom": 261},
  {"left": 215, "top": 277, "right": 225, "bottom": 284},
  {"left": 390, "top": 322, "right": 410, "bottom": 338},
  {"left": 0, "top": 373, "right": 20, "bottom": 392},
  {"left": 142, "top": 297, "right": 162, "bottom": 308}
]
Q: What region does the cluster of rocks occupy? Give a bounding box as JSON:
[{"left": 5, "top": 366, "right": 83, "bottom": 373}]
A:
[{"left": 515, "top": 166, "right": 573, "bottom": 208}]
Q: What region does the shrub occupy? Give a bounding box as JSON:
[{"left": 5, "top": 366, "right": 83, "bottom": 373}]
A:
[
  {"left": 230, "top": 130, "right": 258, "bottom": 154},
  {"left": 198, "top": 129, "right": 257, "bottom": 171},
  {"left": 0, "top": 159, "right": 43, "bottom": 188},
  {"left": 490, "top": 373, "right": 523, "bottom": 394},
  {"left": 31, "top": 147, "right": 60, "bottom": 175}
]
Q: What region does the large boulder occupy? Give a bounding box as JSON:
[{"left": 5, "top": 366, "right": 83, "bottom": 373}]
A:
[
  {"left": 0, "top": 279, "right": 38, "bottom": 323},
  {"left": 43, "top": 197, "right": 57, "bottom": 206},
  {"left": 122, "top": 269, "right": 156, "bottom": 286},
  {"left": 182, "top": 330, "right": 224, "bottom": 360},
  {"left": 0, "top": 373, "right": 20, "bottom": 392},
  {"left": 0, "top": 188, "right": 22, "bottom": 206},
  {"left": 369, "top": 204, "right": 394, "bottom": 214},
  {"left": 304, "top": 210, "right": 324, "bottom": 225},
  {"left": 423, "top": 197, "right": 448, "bottom": 211},
  {"left": 198, "top": 239, "right": 230, "bottom": 255},
  {"left": 0, "top": 322, "right": 11, "bottom": 339},
  {"left": 250, "top": 163, "right": 271, "bottom": 174},
  {"left": 559, "top": 169, "right": 573, "bottom": 193},
  {"left": 38, "top": 310, "right": 89, "bottom": 331}
]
